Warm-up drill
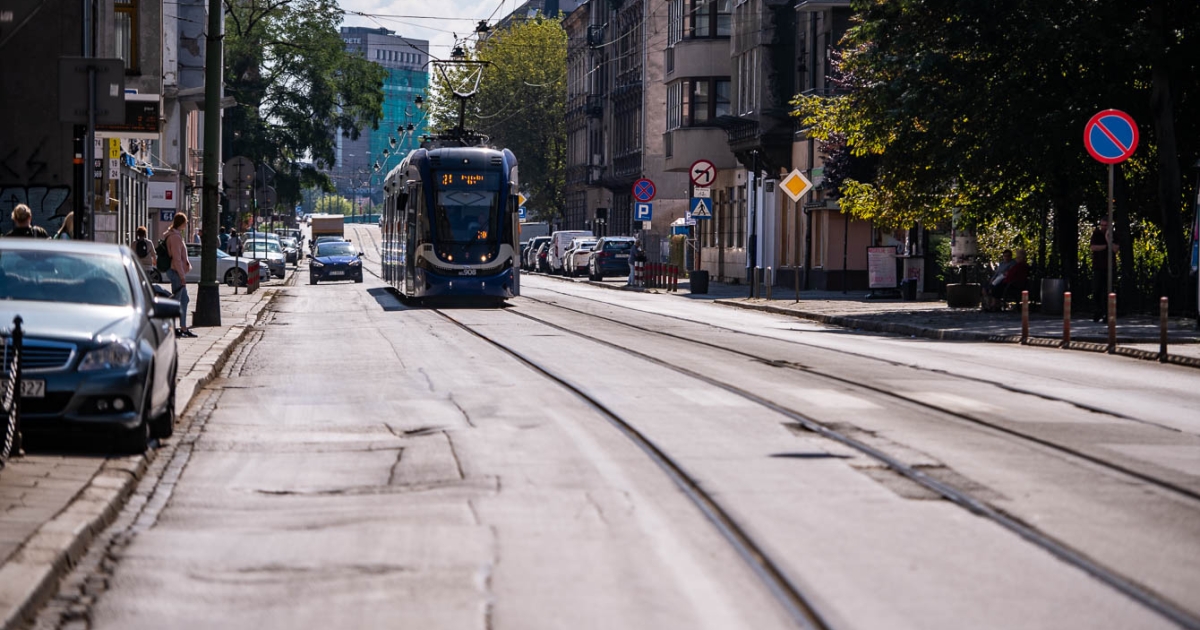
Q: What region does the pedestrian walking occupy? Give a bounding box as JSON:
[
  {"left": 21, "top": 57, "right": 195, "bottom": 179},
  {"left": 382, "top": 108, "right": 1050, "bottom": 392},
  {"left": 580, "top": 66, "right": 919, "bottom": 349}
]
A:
[
  {"left": 219, "top": 227, "right": 230, "bottom": 252},
  {"left": 163, "top": 213, "right": 197, "bottom": 338},
  {"left": 4, "top": 204, "right": 51, "bottom": 238},
  {"left": 134, "top": 225, "right": 156, "bottom": 273},
  {"left": 227, "top": 230, "right": 242, "bottom": 257},
  {"left": 54, "top": 212, "right": 74, "bottom": 239},
  {"left": 1089, "top": 218, "right": 1120, "bottom": 322},
  {"left": 193, "top": 228, "right": 202, "bottom": 245}
]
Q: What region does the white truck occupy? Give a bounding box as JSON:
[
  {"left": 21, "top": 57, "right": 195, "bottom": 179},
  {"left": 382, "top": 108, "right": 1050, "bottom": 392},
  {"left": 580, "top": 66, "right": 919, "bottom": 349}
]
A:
[
  {"left": 309, "top": 214, "right": 345, "bottom": 250},
  {"left": 547, "top": 230, "right": 593, "bottom": 274},
  {"left": 519, "top": 221, "right": 551, "bottom": 242}
]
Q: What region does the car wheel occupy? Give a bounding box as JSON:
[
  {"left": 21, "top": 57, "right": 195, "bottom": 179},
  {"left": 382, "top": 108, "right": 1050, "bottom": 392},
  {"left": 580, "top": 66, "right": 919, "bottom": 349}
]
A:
[
  {"left": 225, "top": 268, "right": 247, "bottom": 287},
  {"left": 149, "top": 268, "right": 163, "bottom": 283},
  {"left": 354, "top": 275, "right": 363, "bottom": 283},
  {"left": 115, "top": 390, "right": 151, "bottom": 455},
  {"left": 150, "top": 363, "right": 177, "bottom": 440}
]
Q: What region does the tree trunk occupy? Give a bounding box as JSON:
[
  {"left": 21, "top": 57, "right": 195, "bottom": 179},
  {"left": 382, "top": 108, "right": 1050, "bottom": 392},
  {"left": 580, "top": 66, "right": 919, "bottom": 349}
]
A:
[
  {"left": 1149, "top": 0, "right": 1186, "bottom": 300},
  {"left": 1050, "top": 178, "right": 1079, "bottom": 289}
]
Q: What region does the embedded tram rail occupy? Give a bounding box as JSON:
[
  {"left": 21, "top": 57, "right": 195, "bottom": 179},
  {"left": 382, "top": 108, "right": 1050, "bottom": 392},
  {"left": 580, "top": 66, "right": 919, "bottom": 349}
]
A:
[
  {"left": 349, "top": 222, "right": 1200, "bottom": 627},
  {"left": 518, "top": 288, "right": 1200, "bottom": 504},
  {"left": 432, "top": 301, "right": 1200, "bottom": 630},
  {"left": 430, "top": 307, "right": 834, "bottom": 630}
]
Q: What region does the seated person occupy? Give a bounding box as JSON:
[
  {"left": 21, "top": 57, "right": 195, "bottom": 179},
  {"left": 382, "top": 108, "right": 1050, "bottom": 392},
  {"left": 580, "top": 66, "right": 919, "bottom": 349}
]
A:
[{"left": 984, "top": 249, "right": 1029, "bottom": 310}]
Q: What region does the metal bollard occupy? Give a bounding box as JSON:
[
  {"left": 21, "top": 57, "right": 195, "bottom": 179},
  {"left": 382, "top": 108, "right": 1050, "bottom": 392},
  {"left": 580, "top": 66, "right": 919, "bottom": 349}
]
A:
[
  {"left": 1062, "top": 292, "right": 1072, "bottom": 347},
  {"left": 670, "top": 265, "right": 678, "bottom": 292},
  {"left": 635, "top": 261, "right": 644, "bottom": 287},
  {"left": 1021, "top": 291, "right": 1029, "bottom": 344},
  {"left": 766, "top": 267, "right": 773, "bottom": 300},
  {"left": 753, "top": 267, "right": 761, "bottom": 298},
  {"left": 1160, "top": 296, "right": 1169, "bottom": 362},
  {"left": 1107, "top": 293, "right": 1117, "bottom": 353},
  {"left": 795, "top": 266, "right": 801, "bottom": 303}
]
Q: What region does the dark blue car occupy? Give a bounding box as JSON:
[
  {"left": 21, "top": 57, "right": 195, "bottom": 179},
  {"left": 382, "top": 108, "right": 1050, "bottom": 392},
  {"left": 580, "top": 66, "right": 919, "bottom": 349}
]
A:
[
  {"left": 587, "top": 237, "right": 637, "bottom": 280},
  {"left": 309, "top": 241, "right": 363, "bottom": 284}
]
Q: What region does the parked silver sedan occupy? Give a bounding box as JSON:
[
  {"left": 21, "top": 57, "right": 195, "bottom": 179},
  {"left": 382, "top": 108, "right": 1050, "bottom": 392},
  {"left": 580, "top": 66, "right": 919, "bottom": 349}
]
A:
[{"left": 0, "top": 239, "right": 181, "bottom": 453}]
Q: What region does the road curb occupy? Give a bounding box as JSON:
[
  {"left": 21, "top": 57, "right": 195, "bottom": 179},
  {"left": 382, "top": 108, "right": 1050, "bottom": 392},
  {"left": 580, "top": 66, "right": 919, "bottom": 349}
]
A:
[
  {"left": 0, "top": 288, "right": 279, "bottom": 630},
  {"left": 712, "top": 298, "right": 1200, "bottom": 369}
]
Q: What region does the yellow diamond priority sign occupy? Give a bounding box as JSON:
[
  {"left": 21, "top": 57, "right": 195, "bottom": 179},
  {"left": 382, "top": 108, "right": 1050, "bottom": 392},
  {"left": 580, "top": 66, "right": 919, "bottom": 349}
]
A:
[
  {"left": 780, "top": 169, "right": 813, "bottom": 202},
  {"left": 518, "top": 193, "right": 528, "bottom": 207}
]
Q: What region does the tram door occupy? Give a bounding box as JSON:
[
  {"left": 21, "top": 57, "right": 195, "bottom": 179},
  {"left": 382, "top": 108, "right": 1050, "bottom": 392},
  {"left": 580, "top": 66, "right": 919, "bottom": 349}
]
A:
[{"left": 403, "top": 183, "right": 419, "bottom": 294}]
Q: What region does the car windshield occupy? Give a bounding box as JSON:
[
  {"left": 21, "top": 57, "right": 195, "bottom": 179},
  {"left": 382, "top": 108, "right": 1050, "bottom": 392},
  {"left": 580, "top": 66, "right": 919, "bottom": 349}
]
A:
[
  {"left": 0, "top": 250, "right": 132, "bottom": 306},
  {"left": 574, "top": 241, "right": 597, "bottom": 251},
  {"left": 604, "top": 241, "right": 634, "bottom": 251},
  {"left": 317, "top": 243, "right": 356, "bottom": 257},
  {"left": 246, "top": 240, "right": 282, "bottom": 254},
  {"left": 280, "top": 238, "right": 296, "bottom": 248}
]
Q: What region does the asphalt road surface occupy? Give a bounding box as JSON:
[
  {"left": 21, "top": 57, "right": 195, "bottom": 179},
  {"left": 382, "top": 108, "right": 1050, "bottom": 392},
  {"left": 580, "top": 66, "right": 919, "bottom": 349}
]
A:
[{"left": 31, "top": 225, "right": 1200, "bottom": 630}]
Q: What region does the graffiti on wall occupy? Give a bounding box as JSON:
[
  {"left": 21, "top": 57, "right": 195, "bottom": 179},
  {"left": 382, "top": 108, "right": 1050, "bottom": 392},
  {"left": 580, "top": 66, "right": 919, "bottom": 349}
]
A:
[{"left": 0, "top": 186, "right": 70, "bottom": 234}]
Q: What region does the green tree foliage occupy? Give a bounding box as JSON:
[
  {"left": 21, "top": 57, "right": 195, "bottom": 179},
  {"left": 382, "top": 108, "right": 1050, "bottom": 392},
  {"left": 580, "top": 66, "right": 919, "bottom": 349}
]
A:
[
  {"left": 311, "top": 195, "right": 357, "bottom": 216},
  {"left": 224, "top": 0, "right": 387, "bottom": 204},
  {"left": 794, "top": 0, "right": 1200, "bottom": 294},
  {"left": 426, "top": 18, "right": 567, "bottom": 221}
]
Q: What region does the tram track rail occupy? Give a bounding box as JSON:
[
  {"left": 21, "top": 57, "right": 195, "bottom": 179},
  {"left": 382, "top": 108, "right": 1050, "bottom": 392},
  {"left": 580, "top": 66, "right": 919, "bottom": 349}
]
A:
[
  {"left": 430, "top": 307, "right": 833, "bottom": 630},
  {"left": 349, "top": 234, "right": 1198, "bottom": 627},
  {"left": 518, "top": 288, "right": 1200, "bottom": 505},
  {"left": 442, "top": 302, "right": 1200, "bottom": 630}
]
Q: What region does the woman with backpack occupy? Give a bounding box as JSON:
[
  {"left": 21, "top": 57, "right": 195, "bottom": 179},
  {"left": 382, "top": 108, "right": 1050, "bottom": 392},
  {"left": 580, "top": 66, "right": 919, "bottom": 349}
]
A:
[{"left": 134, "top": 226, "right": 156, "bottom": 272}]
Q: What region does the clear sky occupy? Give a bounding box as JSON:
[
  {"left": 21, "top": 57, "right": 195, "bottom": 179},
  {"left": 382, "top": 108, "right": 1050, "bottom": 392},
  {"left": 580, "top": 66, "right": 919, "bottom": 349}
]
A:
[{"left": 338, "top": 0, "right": 521, "bottom": 64}]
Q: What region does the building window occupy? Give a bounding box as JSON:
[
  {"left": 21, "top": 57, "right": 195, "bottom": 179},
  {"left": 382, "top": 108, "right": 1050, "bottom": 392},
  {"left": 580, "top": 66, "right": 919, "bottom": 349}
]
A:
[
  {"left": 114, "top": 0, "right": 138, "bottom": 73},
  {"left": 667, "top": 78, "right": 731, "bottom": 129},
  {"left": 686, "top": 0, "right": 730, "bottom": 38}
]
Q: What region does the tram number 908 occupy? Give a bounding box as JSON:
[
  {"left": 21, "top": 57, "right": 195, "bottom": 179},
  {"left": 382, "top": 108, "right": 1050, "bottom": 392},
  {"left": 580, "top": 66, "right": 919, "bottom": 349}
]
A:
[{"left": 460, "top": 268, "right": 477, "bottom": 276}]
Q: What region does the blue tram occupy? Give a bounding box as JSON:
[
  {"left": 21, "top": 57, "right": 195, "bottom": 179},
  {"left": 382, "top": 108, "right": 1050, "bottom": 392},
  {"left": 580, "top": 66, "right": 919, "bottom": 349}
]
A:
[{"left": 380, "top": 146, "right": 521, "bottom": 301}]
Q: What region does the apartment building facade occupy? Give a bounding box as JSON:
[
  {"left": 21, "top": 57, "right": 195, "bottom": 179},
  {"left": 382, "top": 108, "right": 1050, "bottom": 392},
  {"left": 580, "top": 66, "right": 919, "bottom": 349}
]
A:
[
  {"left": 562, "top": 0, "right": 688, "bottom": 249},
  {"left": 566, "top": 0, "right": 868, "bottom": 286}
]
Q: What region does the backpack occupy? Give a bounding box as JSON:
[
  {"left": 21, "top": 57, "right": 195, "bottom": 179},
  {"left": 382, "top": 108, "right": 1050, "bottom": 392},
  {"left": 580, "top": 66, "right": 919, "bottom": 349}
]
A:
[
  {"left": 155, "top": 238, "right": 172, "bottom": 273},
  {"left": 135, "top": 238, "right": 150, "bottom": 259}
]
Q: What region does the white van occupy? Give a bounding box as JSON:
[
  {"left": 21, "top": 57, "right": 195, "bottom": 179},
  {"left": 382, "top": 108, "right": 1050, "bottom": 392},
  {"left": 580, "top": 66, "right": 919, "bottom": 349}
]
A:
[{"left": 547, "top": 230, "right": 593, "bottom": 274}]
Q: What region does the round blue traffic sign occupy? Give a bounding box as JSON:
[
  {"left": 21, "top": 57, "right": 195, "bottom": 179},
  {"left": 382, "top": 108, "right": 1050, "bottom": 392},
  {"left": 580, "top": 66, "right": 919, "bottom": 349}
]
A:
[
  {"left": 632, "top": 178, "right": 656, "bottom": 203},
  {"left": 1084, "top": 110, "right": 1138, "bottom": 164}
]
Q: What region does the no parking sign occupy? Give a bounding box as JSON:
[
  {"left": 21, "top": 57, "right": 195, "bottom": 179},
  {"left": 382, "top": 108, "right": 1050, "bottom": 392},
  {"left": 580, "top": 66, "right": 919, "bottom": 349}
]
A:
[{"left": 1084, "top": 110, "right": 1138, "bottom": 164}]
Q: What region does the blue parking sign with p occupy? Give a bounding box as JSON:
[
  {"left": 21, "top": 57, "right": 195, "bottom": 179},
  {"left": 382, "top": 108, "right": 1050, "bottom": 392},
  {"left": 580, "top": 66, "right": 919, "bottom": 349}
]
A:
[
  {"left": 519, "top": 206, "right": 527, "bottom": 220},
  {"left": 635, "top": 202, "right": 653, "bottom": 222}
]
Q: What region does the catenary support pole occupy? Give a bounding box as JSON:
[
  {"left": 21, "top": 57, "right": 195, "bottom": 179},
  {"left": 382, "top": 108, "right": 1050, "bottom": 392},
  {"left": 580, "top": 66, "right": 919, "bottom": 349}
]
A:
[{"left": 193, "top": 0, "right": 224, "bottom": 326}]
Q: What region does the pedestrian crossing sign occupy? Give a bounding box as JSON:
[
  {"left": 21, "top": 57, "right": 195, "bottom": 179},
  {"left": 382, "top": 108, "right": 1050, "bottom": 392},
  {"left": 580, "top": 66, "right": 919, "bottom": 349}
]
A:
[{"left": 690, "top": 197, "right": 713, "bottom": 219}]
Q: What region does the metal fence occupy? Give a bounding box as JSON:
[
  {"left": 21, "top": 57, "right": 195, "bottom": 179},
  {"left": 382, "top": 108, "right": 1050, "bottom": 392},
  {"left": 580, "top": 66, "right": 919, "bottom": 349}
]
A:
[{"left": 0, "top": 316, "right": 23, "bottom": 472}]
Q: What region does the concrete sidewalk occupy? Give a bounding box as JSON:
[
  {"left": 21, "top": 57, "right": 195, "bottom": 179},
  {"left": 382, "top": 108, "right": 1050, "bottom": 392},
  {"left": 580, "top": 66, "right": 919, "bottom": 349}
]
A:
[
  {"left": 587, "top": 275, "right": 1200, "bottom": 366},
  {"left": 0, "top": 281, "right": 281, "bottom": 629}
]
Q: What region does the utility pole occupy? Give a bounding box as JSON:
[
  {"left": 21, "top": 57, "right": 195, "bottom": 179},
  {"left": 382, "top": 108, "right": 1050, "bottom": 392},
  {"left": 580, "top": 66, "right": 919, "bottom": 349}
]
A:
[{"left": 193, "top": 0, "right": 223, "bottom": 326}]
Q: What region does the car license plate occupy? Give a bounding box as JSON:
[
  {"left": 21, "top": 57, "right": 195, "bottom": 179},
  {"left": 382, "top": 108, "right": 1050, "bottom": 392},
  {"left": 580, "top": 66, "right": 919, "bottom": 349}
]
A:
[
  {"left": 617, "top": 254, "right": 629, "bottom": 259},
  {"left": 20, "top": 379, "right": 45, "bottom": 398}
]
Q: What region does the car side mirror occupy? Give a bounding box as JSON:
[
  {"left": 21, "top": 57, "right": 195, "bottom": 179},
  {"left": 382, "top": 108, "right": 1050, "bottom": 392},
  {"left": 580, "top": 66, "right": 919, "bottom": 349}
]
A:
[
  {"left": 306, "top": 254, "right": 313, "bottom": 259},
  {"left": 358, "top": 252, "right": 363, "bottom": 257},
  {"left": 152, "top": 297, "right": 182, "bottom": 319}
]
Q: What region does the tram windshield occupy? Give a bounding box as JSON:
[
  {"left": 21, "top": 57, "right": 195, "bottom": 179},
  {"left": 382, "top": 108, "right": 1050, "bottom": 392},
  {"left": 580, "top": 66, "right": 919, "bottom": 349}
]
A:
[{"left": 434, "top": 190, "right": 499, "bottom": 244}]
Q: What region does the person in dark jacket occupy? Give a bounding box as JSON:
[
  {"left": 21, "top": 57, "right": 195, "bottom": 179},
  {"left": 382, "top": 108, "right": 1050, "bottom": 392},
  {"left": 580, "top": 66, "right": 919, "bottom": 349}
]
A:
[{"left": 4, "top": 204, "right": 50, "bottom": 238}]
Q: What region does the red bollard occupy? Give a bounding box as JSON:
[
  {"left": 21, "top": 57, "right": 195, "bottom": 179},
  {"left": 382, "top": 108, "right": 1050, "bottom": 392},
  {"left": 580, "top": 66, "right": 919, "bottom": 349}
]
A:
[
  {"left": 1062, "top": 292, "right": 1071, "bottom": 348},
  {"left": 1160, "top": 296, "right": 1169, "bottom": 362},
  {"left": 1107, "top": 293, "right": 1117, "bottom": 353},
  {"left": 1021, "top": 290, "right": 1029, "bottom": 344},
  {"left": 671, "top": 265, "right": 679, "bottom": 292},
  {"left": 635, "top": 261, "right": 644, "bottom": 287}
]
